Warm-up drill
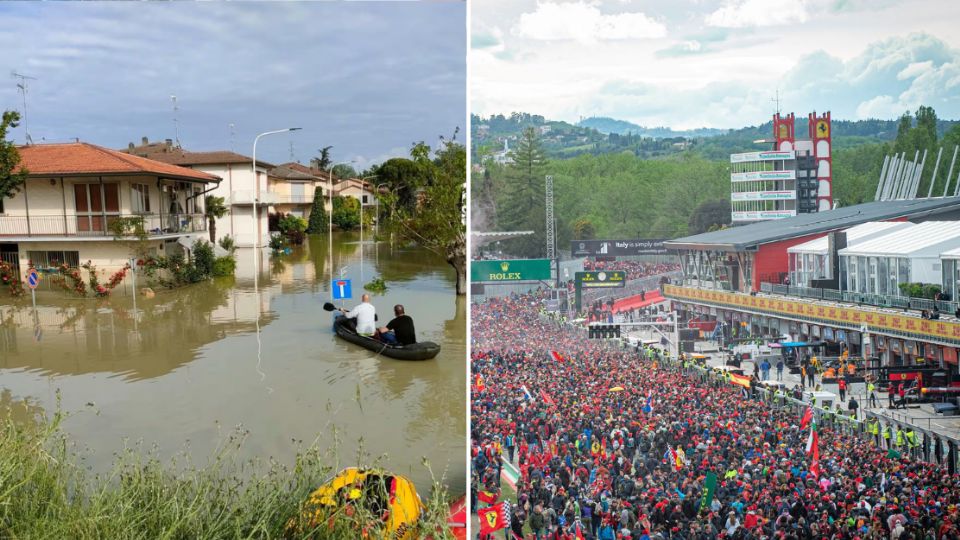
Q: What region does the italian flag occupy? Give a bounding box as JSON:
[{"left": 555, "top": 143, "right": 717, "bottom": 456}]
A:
[
  {"left": 805, "top": 421, "right": 818, "bottom": 454},
  {"left": 806, "top": 421, "right": 821, "bottom": 478}
]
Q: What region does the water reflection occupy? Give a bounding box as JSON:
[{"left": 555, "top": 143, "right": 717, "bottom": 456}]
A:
[{"left": 0, "top": 234, "right": 465, "bottom": 493}]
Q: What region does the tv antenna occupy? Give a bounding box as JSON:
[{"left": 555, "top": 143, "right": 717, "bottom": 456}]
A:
[
  {"left": 11, "top": 71, "right": 37, "bottom": 144},
  {"left": 770, "top": 88, "right": 781, "bottom": 115},
  {"left": 229, "top": 123, "right": 235, "bottom": 151},
  {"left": 171, "top": 95, "right": 181, "bottom": 147},
  {"left": 289, "top": 141, "right": 295, "bottom": 161}
]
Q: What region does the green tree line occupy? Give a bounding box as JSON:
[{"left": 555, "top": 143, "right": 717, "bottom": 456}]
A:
[{"left": 476, "top": 107, "right": 960, "bottom": 258}]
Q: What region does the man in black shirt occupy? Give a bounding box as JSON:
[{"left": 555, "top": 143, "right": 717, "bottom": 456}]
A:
[{"left": 377, "top": 304, "right": 416, "bottom": 345}]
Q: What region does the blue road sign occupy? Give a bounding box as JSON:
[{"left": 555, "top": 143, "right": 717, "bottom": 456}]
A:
[
  {"left": 26, "top": 268, "right": 40, "bottom": 289},
  {"left": 332, "top": 279, "right": 352, "bottom": 300}
]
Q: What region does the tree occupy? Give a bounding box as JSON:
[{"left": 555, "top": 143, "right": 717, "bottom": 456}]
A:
[
  {"left": 497, "top": 127, "right": 548, "bottom": 257},
  {"left": 306, "top": 187, "right": 328, "bottom": 234},
  {"left": 380, "top": 135, "right": 467, "bottom": 295},
  {"left": 572, "top": 218, "right": 596, "bottom": 240},
  {"left": 331, "top": 163, "right": 357, "bottom": 179},
  {"left": 310, "top": 146, "right": 333, "bottom": 171},
  {"left": 332, "top": 196, "right": 360, "bottom": 230},
  {"left": 0, "top": 111, "right": 28, "bottom": 201},
  {"left": 204, "top": 195, "right": 229, "bottom": 243},
  {"left": 688, "top": 200, "right": 731, "bottom": 235}
]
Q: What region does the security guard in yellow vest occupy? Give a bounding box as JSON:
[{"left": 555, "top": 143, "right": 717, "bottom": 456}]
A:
[
  {"left": 905, "top": 429, "right": 919, "bottom": 452},
  {"left": 895, "top": 427, "right": 905, "bottom": 448},
  {"left": 882, "top": 424, "right": 892, "bottom": 448},
  {"left": 867, "top": 418, "right": 879, "bottom": 443}
]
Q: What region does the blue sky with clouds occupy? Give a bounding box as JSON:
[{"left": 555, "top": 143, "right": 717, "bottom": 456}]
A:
[
  {"left": 0, "top": 2, "right": 465, "bottom": 168},
  {"left": 472, "top": 0, "right": 960, "bottom": 129}
]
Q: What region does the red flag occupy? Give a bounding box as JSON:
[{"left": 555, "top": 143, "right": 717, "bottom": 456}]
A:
[
  {"left": 574, "top": 521, "right": 586, "bottom": 540},
  {"left": 601, "top": 438, "right": 608, "bottom": 459},
  {"left": 540, "top": 389, "right": 556, "bottom": 405},
  {"left": 478, "top": 490, "right": 498, "bottom": 504},
  {"left": 800, "top": 406, "right": 813, "bottom": 431},
  {"left": 475, "top": 375, "right": 485, "bottom": 393},
  {"left": 550, "top": 350, "right": 564, "bottom": 362},
  {"left": 478, "top": 502, "right": 509, "bottom": 535}
]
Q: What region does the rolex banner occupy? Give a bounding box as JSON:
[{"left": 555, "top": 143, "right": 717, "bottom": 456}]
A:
[{"left": 470, "top": 259, "right": 552, "bottom": 283}]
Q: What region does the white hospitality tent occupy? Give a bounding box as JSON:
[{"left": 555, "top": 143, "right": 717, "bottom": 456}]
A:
[
  {"left": 839, "top": 221, "right": 960, "bottom": 296},
  {"left": 939, "top": 246, "right": 960, "bottom": 300},
  {"left": 787, "top": 221, "right": 915, "bottom": 285}
]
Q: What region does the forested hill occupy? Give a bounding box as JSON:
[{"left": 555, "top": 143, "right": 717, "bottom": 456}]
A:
[
  {"left": 471, "top": 108, "right": 960, "bottom": 258},
  {"left": 471, "top": 112, "right": 960, "bottom": 161}
]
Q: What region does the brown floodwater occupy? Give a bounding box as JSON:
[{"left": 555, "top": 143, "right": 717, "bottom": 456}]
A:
[{"left": 0, "top": 233, "right": 465, "bottom": 494}]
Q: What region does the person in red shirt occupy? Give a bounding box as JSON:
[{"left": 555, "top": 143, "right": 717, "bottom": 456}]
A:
[{"left": 838, "top": 377, "right": 847, "bottom": 402}]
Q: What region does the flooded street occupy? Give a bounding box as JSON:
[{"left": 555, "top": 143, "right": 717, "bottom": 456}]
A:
[{"left": 0, "top": 233, "right": 465, "bottom": 494}]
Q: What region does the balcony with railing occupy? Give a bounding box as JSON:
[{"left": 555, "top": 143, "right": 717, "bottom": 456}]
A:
[
  {"left": 759, "top": 282, "right": 958, "bottom": 316},
  {"left": 269, "top": 193, "right": 312, "bottom": 204},
  {"left": 0, "top": 213, "right": 206, "bottom": 238},
  {"left": 230, "top": 191, "right": 278, "bottom": 205}
]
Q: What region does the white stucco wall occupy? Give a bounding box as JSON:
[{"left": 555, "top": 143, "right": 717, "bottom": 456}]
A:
[{"left": 190, "top": 164, "right": 269, "bottom": 248}]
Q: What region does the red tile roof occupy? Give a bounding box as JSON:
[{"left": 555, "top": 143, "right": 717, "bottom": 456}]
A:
[
  {"left": 17, "top": 143, "right": 219, "bottom": 183},
  {"left": 124, "top": 140, "right": 273, "bottom": 168}
]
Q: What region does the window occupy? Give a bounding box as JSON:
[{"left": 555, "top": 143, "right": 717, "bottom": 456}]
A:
[
  {"left": 131, "top": 184, "right": 151, "bottom": 213},
  {"left": 0, "top": 197, "right": 4, "bottom": 213},
  {"left": 362, "top": 195, "right": 369, "bottom": 204},
  {"left": 75, "top": 183, "right": 119, "bottom": 233},
  {"left": 27, "top": 250, "right": 80, "bottom": 268}
]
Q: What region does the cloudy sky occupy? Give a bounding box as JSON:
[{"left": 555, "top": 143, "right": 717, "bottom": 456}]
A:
[
  {"left": 472, "top": 0, "right": 960, "bottom": 129},
  {"left": 0, "top": 2, "right": 465, "bottom": 168}
]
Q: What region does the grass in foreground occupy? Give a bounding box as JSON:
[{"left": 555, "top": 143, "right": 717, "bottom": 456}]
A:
[{"left": 0, "top": 407, "right": 455, "bottom": 539}]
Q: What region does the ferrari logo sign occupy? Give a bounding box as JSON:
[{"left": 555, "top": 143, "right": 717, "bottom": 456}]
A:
[
  {"left": 485, "top": 512, "right": 497, "bottom": 528},
  {"left": 778, "top": 123, "right": 788, "bottom": 139},
  {"left": 816, "top": 119, "right": 829, "bottom": 139}
]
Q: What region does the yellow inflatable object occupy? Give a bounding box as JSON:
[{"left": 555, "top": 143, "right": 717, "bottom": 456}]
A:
[{"left": 289, "top": 468, "right": 424, "bottom": 539}]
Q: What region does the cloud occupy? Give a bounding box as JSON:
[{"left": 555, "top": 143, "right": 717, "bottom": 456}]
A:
[
  {"left": 512, "top": 1, "right": 666, "bottom": 43},
  {"left": 472, "top": 32, "right": 502, "bottom": 50},
  {"left": 776, "top": 33, "right": 960, "bottom": 120},
  {"left": 0, "top": 2, "right": 465, "bottom": 166},
  {"left": 655, "top": 40, "right": 703, "bottom": 58},
  {"left": 897, "top": 61, "right": 934, "bottom": 80},
  {"left": 706, "top": 0, "right": 808, "bottom": 28}
]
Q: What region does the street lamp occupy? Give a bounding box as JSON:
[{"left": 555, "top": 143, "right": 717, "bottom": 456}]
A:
[
  {"left": 374, "top": 183, "right": 390, "bottom": 237},
  {"left": 328, "top": 161, "right": 354, "bottom": 299},
  {"left": 358, "top": 175, "right": 378, "bottom": 282},
  {"left": 252, "top": 128, "right": 301, "bottom": 288}
]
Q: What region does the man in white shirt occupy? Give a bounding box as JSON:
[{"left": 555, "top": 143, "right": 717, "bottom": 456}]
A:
[{"left": 338, "top": 294, "right": 377, "bottom": 335}]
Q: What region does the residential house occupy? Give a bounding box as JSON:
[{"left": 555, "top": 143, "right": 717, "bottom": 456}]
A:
[
  {"left": 0, "top": 142, "right": 219, "bottom": 275},
  {"left": 267, "top": 164, "right": 323, "bottom": 220},
  {"left": 335, "top": 177, "right": 375, "bottom": 208},
  {"left": 124, "top": 138, "right": 274, "bottom": 248}
]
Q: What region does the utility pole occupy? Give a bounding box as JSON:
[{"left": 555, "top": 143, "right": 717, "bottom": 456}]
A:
[
  {"left": 545, "top": 174, "right": 557, "bottom": 287},
  {"left": 11, "top": 71, "right": 37, "bottom": 144},
  {"left": 171, "top": 95, "right": 180, "bottom": 147}
]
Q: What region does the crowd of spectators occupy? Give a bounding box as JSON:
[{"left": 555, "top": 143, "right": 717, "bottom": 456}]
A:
[
  {"left": 583, "top": 260, "right": 681, "bottom": 278},
  {"left": 471, "top": 291, "right": 960, "bottom": 539}
]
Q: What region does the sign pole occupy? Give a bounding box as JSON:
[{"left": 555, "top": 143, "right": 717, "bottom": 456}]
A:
[{"left": 130, "top": 259, "right": 138, "bottom": 332}]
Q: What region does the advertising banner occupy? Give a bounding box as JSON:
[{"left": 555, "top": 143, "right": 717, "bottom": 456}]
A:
[
  {"left": 470, "top": 259, "right": 552, "bottom": 282},
  {"left": 576, "top": 271, "right": 627, "bottom": 288},
  {"left": 730, "top": 150, "right": 795, "bottom": 163},
  {"left": 730, "top": 190, "right": 796, "bottom": 201},
  {"left": 731, "top": 210, "right": 796, "bottom": 221},
  {"left": 731, "top": 170, "right": 796, "bottom": 182},
  {"left": 663, "top": 285, "right": 960, "bottom": 345},
  {"left": 570, "top": 239, "right": 667, "bottom": 257}
]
